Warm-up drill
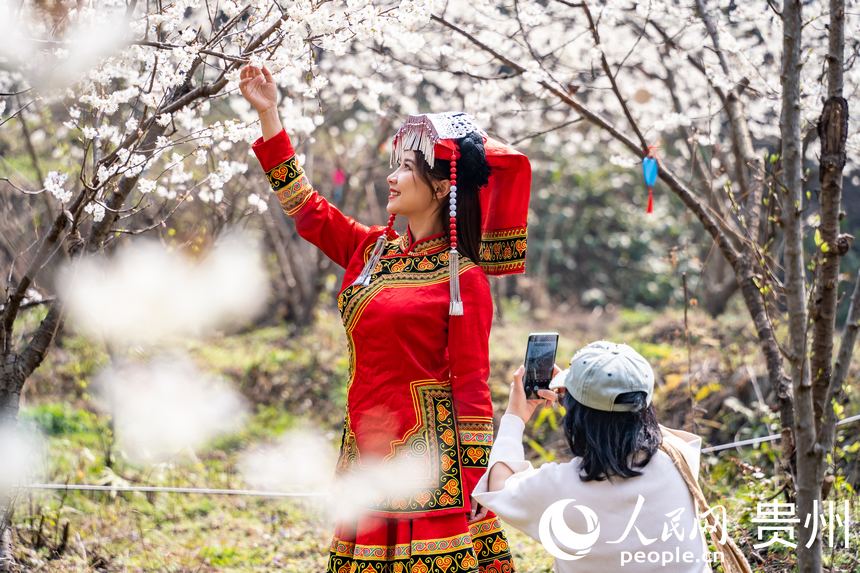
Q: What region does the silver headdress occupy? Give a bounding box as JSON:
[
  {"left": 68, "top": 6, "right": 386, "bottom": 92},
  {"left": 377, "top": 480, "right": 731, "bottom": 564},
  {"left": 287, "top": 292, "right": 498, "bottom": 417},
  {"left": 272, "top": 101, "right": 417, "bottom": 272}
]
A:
[{"left": 390, "top": 112, "right": 486, "bottom": 169}]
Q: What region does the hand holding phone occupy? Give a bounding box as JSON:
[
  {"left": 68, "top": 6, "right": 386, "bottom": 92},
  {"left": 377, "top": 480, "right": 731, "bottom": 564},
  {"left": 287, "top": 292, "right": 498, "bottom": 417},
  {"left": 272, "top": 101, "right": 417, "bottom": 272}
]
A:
[
  {"left": 523, "top": 332, "right": 559, "bottom": 399},
  {"left": 506, "top": 364, "right": 560, "bottom": 424}
]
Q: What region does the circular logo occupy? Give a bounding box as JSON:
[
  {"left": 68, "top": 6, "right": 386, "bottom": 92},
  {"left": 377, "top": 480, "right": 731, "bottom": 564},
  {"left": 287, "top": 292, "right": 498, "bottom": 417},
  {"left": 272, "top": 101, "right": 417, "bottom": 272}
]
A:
[{"left": 538, "top": 499, "right": 601, "bottom": 561}]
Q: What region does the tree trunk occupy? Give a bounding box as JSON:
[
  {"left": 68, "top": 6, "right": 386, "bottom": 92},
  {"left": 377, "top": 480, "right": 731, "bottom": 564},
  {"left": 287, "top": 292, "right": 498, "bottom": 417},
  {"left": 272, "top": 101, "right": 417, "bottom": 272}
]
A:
[
  {"left": 811, "top": 0, "right": 849, "bottom": 437},
  {"left": 0, "top": 357, "right": 25, "bottom": 572},
  {"left": 815, "top": 0, "right": 850, "bottom": 517},
  {"left": 811, "top": 95, "right": 849, "bottom": 434},
  {"left": 700, "top": 248, "right": 738, "bottom": 317},
  {"left": 821, "top": 269, "right": 860, "bottom": 463},
  {"left": 0, "top": 355, "right": 25, "bottom": 423},
  {"left": 0, "top": 510, "right": 13, "bottom": 573},
  {"left": 780, "top": 1, "right": 819, "bottom": 571}
]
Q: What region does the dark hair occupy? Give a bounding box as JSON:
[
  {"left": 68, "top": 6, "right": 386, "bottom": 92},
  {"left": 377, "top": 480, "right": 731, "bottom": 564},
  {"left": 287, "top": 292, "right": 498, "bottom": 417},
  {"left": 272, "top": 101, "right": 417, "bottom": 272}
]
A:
[
  {"left": 562, "top": 391, "right": 662, "bottom": 482},
  {"left": 411, "top": 132, "right": 490, "bottom": 264}
]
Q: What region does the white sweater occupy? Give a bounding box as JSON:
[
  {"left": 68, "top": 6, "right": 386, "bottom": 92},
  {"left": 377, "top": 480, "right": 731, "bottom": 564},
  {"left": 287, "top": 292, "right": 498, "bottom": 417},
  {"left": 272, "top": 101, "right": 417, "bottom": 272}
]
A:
[{"left": 472, "top": 414, "right": 712, "bottom": 573}]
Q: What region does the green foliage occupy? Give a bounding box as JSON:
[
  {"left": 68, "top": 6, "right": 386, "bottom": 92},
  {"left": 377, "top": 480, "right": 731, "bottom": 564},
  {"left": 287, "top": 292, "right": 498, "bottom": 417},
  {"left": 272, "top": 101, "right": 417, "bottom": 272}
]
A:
[
  {"left": 185, "top": 320, "right": 350, "bottom": 423},
  {"left": 199, "top": 544, "right": 267, "bottom": 566},
  {"left": 208, "top": 404, "right": 297, "bottom": 452},
  {"left": 21, "top": 403, "right": 101, "bottom": 436},
  {"left": 527, "top": 157, "right": 701, "bottom": 309},
  {"left": 618, "top": 307, "right": 659, "bottom": 329},
  {"left": 27, "top": 333, "right": 109, "bottom": 398},
  {"left": 627, "top": 340, "right": 677, "bottom": 362}
]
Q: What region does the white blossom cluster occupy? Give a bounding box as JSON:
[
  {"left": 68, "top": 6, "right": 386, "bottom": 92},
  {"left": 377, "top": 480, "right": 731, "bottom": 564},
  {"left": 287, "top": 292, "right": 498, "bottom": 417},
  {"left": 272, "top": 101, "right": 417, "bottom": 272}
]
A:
[
  {"left": 43, "top": 171, "right": 71, "bottom": 203},
  {"left": 3, "top": 0, "right": 858, "bottom": 225},
  {"left": 84, "top": 201, "right": 106, "bottom": 222},
  {"left": 246, "top": 193, "right": 268, "bottom": 214}
]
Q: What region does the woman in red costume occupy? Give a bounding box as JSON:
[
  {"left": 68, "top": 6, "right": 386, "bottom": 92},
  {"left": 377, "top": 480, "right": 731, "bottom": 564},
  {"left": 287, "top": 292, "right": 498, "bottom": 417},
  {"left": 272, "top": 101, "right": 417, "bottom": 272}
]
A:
[{"left": 240, "top": 65, "right": 531, "bottom": 573}]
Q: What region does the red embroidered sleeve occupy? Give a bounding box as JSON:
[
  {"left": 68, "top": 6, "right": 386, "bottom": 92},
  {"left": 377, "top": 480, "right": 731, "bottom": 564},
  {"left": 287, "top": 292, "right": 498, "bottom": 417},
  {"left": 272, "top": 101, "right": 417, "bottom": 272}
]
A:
[
  {"left": 447, "top": 265, "right": 495, "bottom": 501},
  {"left": 251, "top": 129, "right": 375, "bottom": 269}
]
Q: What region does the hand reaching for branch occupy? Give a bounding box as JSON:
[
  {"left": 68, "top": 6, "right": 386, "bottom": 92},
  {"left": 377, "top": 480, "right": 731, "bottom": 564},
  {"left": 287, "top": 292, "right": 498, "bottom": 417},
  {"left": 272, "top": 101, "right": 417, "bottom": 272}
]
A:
[
  {"left": 239, "top": 64, "right": 282, "bottom": 140},
  {"left": 239, "top": 65, "right": 278, "bottom": 114}
]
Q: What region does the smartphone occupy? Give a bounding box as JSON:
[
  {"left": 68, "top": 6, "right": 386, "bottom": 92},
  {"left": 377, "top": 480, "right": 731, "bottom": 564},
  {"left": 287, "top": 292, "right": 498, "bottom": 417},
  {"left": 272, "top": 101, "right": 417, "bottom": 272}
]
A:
[{"left": 523, "top": 332, "right": 559, "bottom": 399}]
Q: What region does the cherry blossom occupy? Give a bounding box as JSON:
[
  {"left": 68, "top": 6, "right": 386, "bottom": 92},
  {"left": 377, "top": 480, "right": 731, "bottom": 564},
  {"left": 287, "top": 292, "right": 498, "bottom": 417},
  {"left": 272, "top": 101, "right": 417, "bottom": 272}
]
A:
[{"left": 43, "top": 171, "right": 71, "bottom": 203}]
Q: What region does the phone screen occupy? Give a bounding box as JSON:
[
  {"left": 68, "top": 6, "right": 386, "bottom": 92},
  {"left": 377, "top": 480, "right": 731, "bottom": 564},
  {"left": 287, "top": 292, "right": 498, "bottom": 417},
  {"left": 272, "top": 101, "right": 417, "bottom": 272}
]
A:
[{"left": 524, "top": 333, "right": 559, "bottom": 398}]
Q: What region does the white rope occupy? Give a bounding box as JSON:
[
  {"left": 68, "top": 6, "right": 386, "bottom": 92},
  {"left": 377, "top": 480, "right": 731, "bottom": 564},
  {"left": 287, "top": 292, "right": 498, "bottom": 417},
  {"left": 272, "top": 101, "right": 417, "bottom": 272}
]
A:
[
  {"left": 18, "top": 483, "right": 326, "bottom": 498},
  {"left": 701, "top": 413, "right": 860, "bottom": 454},
  {"left": 701, "top": 434, "right": 781, "bottom": 453},
  {"left": 15, "top": 414, "right": 860, "bottom": 497}
]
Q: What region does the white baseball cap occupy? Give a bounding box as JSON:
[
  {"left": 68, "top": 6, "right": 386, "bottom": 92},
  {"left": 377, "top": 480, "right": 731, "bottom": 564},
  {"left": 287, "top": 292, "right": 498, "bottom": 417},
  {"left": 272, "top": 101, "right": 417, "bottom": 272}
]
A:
[{"left": 549, "top": 340, "right": 655, "bottom": 412}]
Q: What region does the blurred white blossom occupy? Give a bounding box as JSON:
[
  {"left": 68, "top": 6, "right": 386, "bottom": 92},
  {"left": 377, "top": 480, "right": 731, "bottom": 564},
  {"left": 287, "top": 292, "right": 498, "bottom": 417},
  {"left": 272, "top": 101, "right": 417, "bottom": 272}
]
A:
[
  {"left": 137, "top": 178, "right": 156, "bottom": 194},
  {"left": 247, "top": 193, "right": 268, "bottom": 214},
  {"left": 93, "top": 354, "right": 248, "bottom": 464},
  {"left": 0, "top": 421, "right": 46, "bottom": 497},
  {"left": 57, "top": 230, "right": 270, "bottom": 346},
  {"left": 0, "top": 1, "right": 131, "bottom": 90},
  {"left": 239, "top": 428, "right": 336, "bottom": 493},
  {"left": 238, "top": 426, "right": 435, "bottom": 524}
]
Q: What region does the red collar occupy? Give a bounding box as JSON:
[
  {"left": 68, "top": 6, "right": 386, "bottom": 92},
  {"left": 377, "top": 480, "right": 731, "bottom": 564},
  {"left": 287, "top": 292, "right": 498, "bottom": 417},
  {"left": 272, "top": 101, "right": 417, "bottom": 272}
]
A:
[{"left": 400, "top": 228, "right": 449, "bottom": 255}]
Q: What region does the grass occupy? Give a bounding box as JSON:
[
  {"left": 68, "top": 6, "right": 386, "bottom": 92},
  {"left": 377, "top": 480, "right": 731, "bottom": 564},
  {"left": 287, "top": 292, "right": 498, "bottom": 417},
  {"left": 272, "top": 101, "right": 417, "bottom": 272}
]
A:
[{"left": 9, "top": 302, "right": 860, "bottom": 571}]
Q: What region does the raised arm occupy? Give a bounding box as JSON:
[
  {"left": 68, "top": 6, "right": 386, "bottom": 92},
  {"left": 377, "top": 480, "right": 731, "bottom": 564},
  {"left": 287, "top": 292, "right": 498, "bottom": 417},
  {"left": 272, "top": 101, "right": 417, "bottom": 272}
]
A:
[{"left": 240, "top": 65, "right": 376, "bottom": 268}]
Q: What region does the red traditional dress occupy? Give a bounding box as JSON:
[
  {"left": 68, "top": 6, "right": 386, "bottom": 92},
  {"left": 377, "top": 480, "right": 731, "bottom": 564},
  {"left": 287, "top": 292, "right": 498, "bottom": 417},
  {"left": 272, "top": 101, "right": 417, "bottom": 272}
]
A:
[{"left": 253, "top": 121, "right": 528, "bottom": 573}]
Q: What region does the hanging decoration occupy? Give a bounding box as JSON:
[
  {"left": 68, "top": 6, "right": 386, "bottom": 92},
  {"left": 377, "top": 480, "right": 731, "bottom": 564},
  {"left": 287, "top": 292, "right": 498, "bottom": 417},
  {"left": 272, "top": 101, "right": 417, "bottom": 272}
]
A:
[{"left": 642, "top": 146, "right": 659, "bottom": 214}]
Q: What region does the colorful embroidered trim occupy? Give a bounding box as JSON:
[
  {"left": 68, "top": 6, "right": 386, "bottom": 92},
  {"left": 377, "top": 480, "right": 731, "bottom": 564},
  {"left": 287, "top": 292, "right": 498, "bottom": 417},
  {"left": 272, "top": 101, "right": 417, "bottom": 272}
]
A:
[
  {"left": 457, "top": 418, "right": 494, "bottom": 469},
  {"left": 265, "top": 155, "right": 313, "bottom": 216},
  {"left": 478, "top": 227, "right": 527, "bottom": 275},
  {"left": 337, "top": 241, "right": 476, "bottom": 332},
  {"left": 374, "top": 382, "right": 464, "bottom": 513},
  {"left": 398, "top": 234, "right": 449, "bottom": 255},
  {"left": 336, "top": 413, "right": 360, "bottom": 474},
  {"left": 326, "top": 516, "right": 514, "bottom": 573}
]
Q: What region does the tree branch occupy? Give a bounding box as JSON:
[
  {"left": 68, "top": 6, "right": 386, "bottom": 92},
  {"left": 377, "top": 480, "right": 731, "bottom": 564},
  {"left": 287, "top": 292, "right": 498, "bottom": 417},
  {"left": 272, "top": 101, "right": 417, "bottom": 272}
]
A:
[
  {"left": 693, "top": 0, "right": 766, "bottom": 243},
  {"left": 581, "top": 1, "right": 648, "bottom": 152},
  {"left": 811, "top": 94, "right": 849, "bottom": 431},
  {"left": 19, "top": 301, "right": 64, "bottom": 381},
  {"left": 821, "top": 268, "right": 860, "bottom": 457}
]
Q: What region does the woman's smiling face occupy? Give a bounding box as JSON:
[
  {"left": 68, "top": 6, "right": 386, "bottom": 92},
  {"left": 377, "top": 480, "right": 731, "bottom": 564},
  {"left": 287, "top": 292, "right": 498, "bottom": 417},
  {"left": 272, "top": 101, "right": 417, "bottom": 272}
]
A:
[{"left": 386, "top": 150, "right": 439, "bottom": 219}]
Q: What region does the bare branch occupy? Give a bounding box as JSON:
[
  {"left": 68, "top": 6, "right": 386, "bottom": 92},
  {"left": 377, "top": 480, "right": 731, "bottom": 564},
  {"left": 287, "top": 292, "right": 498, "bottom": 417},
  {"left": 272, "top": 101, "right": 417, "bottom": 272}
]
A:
[
  {"left": 694, "top": 0, "right": 766, "bottom": 242},
  {"left": 0, "top": 179, "right": 45, "bottom": 195},
  {"left": 430, "top": 13, "right": 742, "bottom": 260},
  {"left": 0, "top": 193, "right": 77, "bottom": 355},
  {"left": 19, "top": 301, "right": 65, "bottom": 381},
  {"left": 581, "top": 1, "right": 648, "bottom": 152},
  {"left": 821, "top": 268, "right": 860, "bottom": 456},
  {"left": 509, "top": 118, "right": 584, "bottom": 145},
  {"left": 0, "top": 98, "right": 37, "bottom": 128},
  {"left": 0, "top": 298, "right": 55, "bottom": 313},
  {"left": 111, "top": 190, "right": 193, "bottom": 237},
  {"left": 134, "top": 39, "right": 254, "bottom": 64}
]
